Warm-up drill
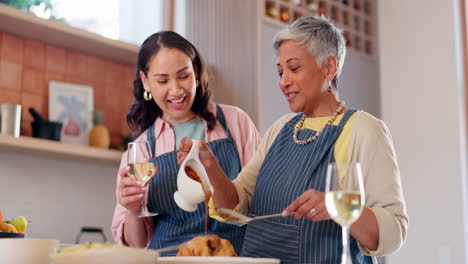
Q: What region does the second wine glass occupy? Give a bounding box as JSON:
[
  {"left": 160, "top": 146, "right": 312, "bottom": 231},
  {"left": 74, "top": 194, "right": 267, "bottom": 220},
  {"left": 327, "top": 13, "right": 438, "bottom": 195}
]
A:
[
  {"left": 127, "top": 141, "right": 158, "bottom": 218},
  {"left": 325, "top": 162, "right": 365, "bottom": 264}
]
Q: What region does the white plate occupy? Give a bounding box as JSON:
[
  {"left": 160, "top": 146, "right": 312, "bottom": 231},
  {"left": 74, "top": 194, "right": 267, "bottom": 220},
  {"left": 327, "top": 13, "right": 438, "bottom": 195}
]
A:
[
  {"left": 50, "top": 247, "right": 281, "bottom": 264},
  {"left": 157, "top": 257, "right": 280, "bottom": 264},
  {"left": 50, "top": 247, "right": 158, "bottom": 264}
]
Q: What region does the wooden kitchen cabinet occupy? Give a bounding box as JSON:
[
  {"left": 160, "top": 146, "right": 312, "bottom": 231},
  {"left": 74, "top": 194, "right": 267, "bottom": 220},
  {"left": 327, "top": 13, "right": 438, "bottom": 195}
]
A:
[{"left": 262, "top": 0, "right": 376, "bottom": 58}]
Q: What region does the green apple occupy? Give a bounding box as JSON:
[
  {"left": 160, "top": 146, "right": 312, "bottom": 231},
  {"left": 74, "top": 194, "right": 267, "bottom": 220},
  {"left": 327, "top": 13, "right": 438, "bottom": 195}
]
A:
[{"left": 10, "top": 216, "right": 27, "bottom": 233}]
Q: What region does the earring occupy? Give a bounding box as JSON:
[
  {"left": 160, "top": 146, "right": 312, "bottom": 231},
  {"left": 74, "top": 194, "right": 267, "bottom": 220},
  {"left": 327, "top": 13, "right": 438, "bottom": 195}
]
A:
[
  {"left": 143, "top": 90, "right": 152, "bottom": 101},
  {"left": 196, "top": 80, "right": 200, "bottom": 87},
  {"left": 328, "top": 80, "right": 332, "bottom": 93}
]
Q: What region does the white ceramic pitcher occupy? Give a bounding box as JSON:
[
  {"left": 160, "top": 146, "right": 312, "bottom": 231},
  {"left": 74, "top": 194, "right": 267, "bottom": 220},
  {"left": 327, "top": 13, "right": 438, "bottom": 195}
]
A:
[{"left": 174, "top": 140, "right": 213, "bottom": 212}]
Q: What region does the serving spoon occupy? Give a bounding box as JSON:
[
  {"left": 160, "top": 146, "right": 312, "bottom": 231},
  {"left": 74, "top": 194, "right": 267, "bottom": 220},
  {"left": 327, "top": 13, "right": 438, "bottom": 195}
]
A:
[{"left": 217, "top": 208, "right": 283, "bottom": 226}]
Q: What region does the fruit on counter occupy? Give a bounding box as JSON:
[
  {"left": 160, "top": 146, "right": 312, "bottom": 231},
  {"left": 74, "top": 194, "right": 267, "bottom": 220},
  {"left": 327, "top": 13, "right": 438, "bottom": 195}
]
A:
[
  {"left": 89, "top": 110, "right": 110, "bottom": 149},
  {"left": 10, "top": 216, "right": 27, "bottom": 233},
  {"left": 89, "top": 124, "right": 110, "bottom": 148},
  {"left": 0, "top": 222, "right": 17, "bottom": 233},
  {"left": 0, "top": 210, "right": 28, "bottom": 234}
]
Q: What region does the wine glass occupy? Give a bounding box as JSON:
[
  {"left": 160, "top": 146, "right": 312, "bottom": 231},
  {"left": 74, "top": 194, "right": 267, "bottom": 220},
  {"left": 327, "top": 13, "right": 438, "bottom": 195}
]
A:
[
  {"left": 325, "top": 162, "right": 365, "bottom": 264},
  {"left": 127, "top": 141, "right": 158, "bottom": 218}
]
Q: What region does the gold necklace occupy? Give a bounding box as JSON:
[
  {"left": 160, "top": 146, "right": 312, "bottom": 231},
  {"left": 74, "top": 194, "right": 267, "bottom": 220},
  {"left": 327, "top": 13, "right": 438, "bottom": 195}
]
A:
[{"left": 293, "top": 101, "right": 345, "bottom": 145}]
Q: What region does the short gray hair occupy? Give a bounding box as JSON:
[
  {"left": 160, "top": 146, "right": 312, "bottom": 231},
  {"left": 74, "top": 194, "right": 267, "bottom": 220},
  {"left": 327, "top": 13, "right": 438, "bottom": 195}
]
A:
[{"left": 273, "top": 16, "right": 346, "bottom": 88}]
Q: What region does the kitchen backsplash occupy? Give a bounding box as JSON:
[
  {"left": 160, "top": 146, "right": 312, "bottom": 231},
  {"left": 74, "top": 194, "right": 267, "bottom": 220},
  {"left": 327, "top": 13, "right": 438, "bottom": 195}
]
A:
[{"left": 0, "top": 31, "right": 135, "bottom": 149}]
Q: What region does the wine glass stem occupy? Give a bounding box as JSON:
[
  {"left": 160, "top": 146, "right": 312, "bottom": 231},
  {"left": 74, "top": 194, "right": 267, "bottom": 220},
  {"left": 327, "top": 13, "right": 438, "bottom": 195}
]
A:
[
  {"left": 341, "top": 226, "right": 352, "bottom": 264},
  {"left": 141, "top": 203, "right": 148, "bottom": 213},
  {"left": 141, "top": 187, "right": 149, "bottom": 213}
]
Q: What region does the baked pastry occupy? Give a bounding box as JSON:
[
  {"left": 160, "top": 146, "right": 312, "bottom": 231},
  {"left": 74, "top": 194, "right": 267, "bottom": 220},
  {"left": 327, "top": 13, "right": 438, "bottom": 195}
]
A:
[{"left": 177, "top": 234, "right": 237, "bottom": 257}]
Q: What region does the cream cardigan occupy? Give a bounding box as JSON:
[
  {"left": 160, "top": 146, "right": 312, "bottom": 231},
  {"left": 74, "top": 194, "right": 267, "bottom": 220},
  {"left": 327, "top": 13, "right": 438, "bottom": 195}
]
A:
[{"left": 232, "top": 110, "right": 408, "bottom": 258}]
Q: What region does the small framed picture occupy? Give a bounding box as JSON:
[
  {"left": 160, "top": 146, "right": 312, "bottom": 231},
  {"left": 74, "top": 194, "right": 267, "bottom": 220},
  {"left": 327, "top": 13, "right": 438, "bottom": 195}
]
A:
[{"left": 49, "top": 81, "right": 94, "bottom": 145}]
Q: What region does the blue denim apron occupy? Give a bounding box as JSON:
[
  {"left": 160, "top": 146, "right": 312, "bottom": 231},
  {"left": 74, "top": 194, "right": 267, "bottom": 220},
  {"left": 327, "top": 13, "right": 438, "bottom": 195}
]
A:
[
  {"left": 242, "top": 109, "right": 372, "bottom": 264},
  {"left": 146, "top": 105, "right": 245, "bottom": 256}
]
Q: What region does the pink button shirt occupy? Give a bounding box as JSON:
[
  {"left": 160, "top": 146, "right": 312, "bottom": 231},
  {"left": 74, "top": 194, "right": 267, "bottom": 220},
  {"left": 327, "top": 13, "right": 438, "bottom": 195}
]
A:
[{"left": 111, "top": 103, "right": 261, "bottom": 246}]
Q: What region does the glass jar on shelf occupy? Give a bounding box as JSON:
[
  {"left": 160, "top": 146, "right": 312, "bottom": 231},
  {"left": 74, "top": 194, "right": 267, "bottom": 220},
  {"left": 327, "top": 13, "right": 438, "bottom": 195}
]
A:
[
  {"left": 363, "top": 0, "right": 371, "bottom": 15},
  {"left": 318, "top": 1, "right": 326, "bottom": 15},
  {"left": 354, "top": 0, "right": 361, "bottom": 10},
  {"left": 330, "top": 5, "right": 339, "bottom": 22},
  {"left": 265, "top": 1, "right": 278, "bottom": 19},
  {"left": 364, "top": 20, "right": 371, "bottom": 35},
  {"left": 293, "top": 11, "right": 303, "bottom": 22},
  {"left": 342, "top": 10, "right": 350, "bottom": 26},
  {"left": 280, "top": 5, "right": 290, "bottom": 23},
  {"left": 306, "top": 0, "right": 318, "bottom": 12},
  {"left": 354, "top": 15, "right": 360, "bottom": 31},
  {"left": 343, "top": 31, "right": 352, "bottom": 47},
  {"left": 365, "top": 40, "right": 372, "bottom": 55},
  {"left": 354, "top": 35, "right": 361, "bottom": 51}
]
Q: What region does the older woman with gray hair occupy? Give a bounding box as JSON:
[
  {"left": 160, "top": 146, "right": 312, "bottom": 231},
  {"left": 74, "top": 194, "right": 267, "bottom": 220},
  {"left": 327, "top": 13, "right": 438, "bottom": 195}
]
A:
[{"left": 178, "top": 16, "right": 408, "bottom": 263}]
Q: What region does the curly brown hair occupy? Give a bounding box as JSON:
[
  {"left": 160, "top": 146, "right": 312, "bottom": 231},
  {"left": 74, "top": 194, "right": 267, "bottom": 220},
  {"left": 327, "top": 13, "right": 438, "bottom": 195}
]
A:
[{"left": 127, "top": 31, "right": 216, "bottom": 139}]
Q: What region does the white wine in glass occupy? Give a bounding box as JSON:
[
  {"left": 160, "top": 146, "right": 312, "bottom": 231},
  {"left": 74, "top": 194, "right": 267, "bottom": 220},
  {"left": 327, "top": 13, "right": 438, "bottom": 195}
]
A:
[
  {"left": 128, "top": 141, "right": 158, "bottom": 218},
  {"left": 128, "top": 163, "right": 155, "bottom": 185},
  {"left": 325, "top": 162, "right": 365, "bottom": 264}
]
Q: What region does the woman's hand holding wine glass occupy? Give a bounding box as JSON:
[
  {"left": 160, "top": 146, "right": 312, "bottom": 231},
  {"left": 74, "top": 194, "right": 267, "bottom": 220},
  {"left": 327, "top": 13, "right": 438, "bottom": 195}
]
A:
[
  {"left": 117, "top": 141, "right": 158, "bottom": 218},
  {"left": 117, "top": 166, "right": 154, "bottom": 216}
]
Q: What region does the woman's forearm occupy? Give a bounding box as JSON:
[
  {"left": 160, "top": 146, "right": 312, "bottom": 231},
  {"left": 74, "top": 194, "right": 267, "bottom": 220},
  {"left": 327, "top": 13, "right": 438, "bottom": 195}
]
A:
[
  {"left": 205, "top": 156, "right": 239, "bottom": 209},
  {"left": 350, "top": 207, "right": 379, "bottom": 251},
  {"left": 122, "top": 214, "right": 149, "bottom": 248}
]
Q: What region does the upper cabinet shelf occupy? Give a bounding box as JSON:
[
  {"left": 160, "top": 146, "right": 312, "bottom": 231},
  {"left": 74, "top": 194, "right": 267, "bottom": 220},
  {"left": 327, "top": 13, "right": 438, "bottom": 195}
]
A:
[
  {"left": 0, "top": 135, "right": 123, "bottom": 165},
  {"left": 263, "top": 0, "right": 376, "bottom": 58},
  {"left": 0, "top": 3, "right": 138, "bottom": 64}
]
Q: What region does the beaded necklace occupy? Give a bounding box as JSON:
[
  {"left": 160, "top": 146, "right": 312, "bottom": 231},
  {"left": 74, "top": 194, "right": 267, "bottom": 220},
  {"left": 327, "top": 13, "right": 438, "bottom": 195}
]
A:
[{"left": 293, "top": 101, "right": 345, "bottom": 145}]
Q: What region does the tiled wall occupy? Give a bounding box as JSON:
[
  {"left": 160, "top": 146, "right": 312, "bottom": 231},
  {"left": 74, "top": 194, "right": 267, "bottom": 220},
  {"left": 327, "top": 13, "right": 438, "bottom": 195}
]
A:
[{"left": 0, "top": 32, "right": 135, "bottom": 148}]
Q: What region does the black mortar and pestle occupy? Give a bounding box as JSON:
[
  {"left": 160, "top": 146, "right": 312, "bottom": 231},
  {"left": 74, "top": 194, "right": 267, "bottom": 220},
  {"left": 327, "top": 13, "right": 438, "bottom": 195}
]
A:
[{"left": 29, "top": 108, "right": 63, "bottom": 141}]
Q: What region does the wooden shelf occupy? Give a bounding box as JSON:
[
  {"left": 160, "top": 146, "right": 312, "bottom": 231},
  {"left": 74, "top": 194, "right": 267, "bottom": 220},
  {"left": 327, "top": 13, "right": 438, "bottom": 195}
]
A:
[
  {"left": 0, "top": 135, "right": 123, "bottom": 165},
  {"left": 263, "top": 0, "right": 376, "bottom": 58},
  {"left": 0, "top": 3, "right": 138, "bottom": 64}
]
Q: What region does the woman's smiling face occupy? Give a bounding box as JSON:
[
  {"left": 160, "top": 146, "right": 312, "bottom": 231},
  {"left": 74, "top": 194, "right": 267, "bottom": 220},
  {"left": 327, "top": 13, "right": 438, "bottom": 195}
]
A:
[
  {"left": 277, "top": 40, "right": 328, "bottom": 115},
  {"left": 140, "top": 47, "right": 197, "bottom": 125}
]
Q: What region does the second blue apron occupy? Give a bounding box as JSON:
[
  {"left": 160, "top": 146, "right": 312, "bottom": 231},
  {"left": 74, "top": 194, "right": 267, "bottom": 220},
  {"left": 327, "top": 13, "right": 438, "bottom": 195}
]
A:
[{"left": 242, "top": 109, "right": 372, "bottom": 264}]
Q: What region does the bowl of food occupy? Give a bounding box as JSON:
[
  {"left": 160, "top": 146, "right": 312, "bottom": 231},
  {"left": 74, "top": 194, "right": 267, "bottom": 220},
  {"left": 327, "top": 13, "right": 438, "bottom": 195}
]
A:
[{"left": 0, "top": 238, "right": 59, "bottom": 264}]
